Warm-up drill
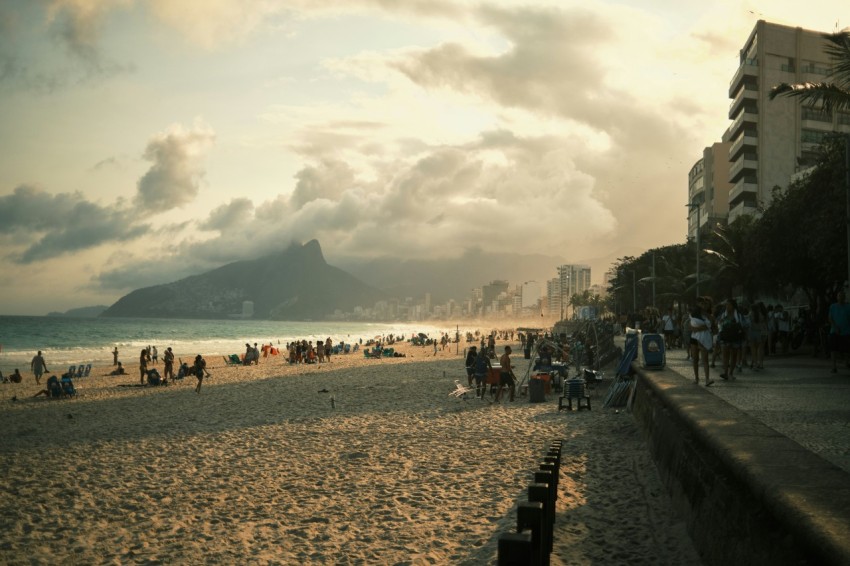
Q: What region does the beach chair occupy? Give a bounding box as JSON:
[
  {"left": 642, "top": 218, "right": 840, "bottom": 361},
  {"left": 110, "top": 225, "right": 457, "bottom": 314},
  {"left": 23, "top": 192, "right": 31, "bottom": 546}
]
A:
[
  {"left": 75, "top": 365, "right": 85, "bottom": 378},
  {"left": 558, "top": 379, "right": 591, "bottom": 411},
  {"left": 223, "top": 354, "right": 241, "bottom": 366},
  {"left": 449, "top": 379, "right": 475, "bottom": 400},
  {"left": 582, "top": 369, "right": 604, "bottom": 397},
  {"left": 83, "top": 363, "right": 92, "bottom": 377},
  {"left": 60, "top": 375, "right": 77, "bottom": 397},
  {"left": 67, "top": 365, "right": 76, "bottom": 377}
]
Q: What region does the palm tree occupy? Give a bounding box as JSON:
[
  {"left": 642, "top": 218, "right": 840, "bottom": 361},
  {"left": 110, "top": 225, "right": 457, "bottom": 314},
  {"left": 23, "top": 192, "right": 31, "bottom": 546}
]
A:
[{"left": 769, "top": 31, "right": 850, "bottom": 112}]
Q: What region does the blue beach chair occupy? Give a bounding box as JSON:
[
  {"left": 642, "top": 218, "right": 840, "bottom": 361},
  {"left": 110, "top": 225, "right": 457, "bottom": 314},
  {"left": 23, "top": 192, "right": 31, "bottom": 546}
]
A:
[{"left": 60, "top": 375, "right": 77, "bottom": 397}]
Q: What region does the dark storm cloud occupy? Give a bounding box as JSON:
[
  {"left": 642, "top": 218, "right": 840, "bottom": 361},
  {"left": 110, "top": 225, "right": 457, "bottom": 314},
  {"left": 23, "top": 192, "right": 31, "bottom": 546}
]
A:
[
  {"left": 135, "top": 124, "right": 216, "bottom": 211},
  {"left": 0, "top": 185, "right": 150, "bottom": 264}
]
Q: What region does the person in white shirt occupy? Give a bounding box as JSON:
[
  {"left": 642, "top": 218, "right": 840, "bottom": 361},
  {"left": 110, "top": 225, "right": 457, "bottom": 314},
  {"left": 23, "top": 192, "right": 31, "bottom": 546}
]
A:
[{"left": 689, "top": 297, "right": 715, "bottom": 387}]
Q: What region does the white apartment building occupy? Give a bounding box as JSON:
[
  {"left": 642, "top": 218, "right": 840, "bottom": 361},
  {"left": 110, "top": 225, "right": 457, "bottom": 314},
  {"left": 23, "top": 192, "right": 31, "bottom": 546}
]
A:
[
  {"left": 725, "top": 20, "right": 850, "bottom": 222},
  {"left": 557, "top": 264, "right": 592, "bottom": 298}
]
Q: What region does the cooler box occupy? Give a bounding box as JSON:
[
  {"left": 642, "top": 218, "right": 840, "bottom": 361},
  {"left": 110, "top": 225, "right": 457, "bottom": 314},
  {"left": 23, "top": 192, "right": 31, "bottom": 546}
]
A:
[
  {"left": 639, "top": 333, "right": 666, "bottom": 369},
  {"left": 528, "top": 376, "right": 546, "bottom": 403}
]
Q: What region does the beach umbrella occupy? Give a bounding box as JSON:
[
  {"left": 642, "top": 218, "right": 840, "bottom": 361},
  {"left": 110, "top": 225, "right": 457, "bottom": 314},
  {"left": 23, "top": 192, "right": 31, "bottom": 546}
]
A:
[{"left": 418, "top": 332, "right": 428, "bottom": 339}]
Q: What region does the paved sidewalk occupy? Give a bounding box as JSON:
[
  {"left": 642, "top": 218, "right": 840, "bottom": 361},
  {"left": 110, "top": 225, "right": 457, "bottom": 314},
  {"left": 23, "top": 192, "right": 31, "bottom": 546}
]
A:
[{"left": 661, "top": 347, "right": 850, "bottom": 473}]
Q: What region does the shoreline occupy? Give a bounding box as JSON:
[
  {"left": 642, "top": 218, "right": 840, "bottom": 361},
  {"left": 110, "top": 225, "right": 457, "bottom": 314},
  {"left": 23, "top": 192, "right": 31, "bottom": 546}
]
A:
[{"left": 0, "top": 340, "right": 701, "bottom": 564}]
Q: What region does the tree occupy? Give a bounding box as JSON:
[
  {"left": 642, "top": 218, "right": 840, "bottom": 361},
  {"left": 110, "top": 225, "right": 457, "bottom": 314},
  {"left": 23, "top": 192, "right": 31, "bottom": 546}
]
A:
[{"left": 769, "top": 31, "right": 850, "bottom": 112}]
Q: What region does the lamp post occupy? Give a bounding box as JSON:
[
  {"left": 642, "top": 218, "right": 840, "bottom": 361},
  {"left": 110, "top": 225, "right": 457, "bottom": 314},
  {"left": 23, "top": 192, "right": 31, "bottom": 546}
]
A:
[{"left": 686, "top": 202, "right": 701, "bottom": 298}]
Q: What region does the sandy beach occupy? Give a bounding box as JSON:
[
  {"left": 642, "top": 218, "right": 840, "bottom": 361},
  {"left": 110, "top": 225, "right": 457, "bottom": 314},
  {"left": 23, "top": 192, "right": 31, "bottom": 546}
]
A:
[{"left": 0, "top": 341, "right": 701, "bottom": 564}]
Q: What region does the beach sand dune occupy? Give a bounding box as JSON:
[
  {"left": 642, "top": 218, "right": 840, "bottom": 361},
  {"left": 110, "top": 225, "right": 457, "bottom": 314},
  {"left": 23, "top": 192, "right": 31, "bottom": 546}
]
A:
[{"left": 0, "top": 342, "right": 701, "bottom": 564}]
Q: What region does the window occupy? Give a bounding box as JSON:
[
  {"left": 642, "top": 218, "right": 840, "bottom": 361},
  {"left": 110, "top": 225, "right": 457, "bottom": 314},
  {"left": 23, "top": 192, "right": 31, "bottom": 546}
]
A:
[
  {"left": 802, "top": 61, "right": 830, "bottom": 75},
  {"left": 802, "top": 107, "right": 831, "bottom": 122},
  {"left": 801, "top": 129, "right": 828, "bottom": 144}
]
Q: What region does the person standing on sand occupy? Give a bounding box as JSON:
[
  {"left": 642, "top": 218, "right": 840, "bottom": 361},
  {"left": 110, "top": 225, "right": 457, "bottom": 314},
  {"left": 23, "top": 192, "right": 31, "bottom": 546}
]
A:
[
  {"left": 325, "top": 337, "right": 333, "bottom": 362},
  {"left": 494, "top": 345, "right": 516, "bottom": 403},
  {"left": 152, "top": 346, "right": 158, "bottom": 365},
  {"left": 139, "top": 349, "right": 148, "bottom": 385},
  {"left": 193, "top": 355, "right": 208, "bottom": 393},
  {"left": 113, "top": 347, "right": 119, "bottom": 366},
  {"left": 163, "top": 347, "right": 175, "bottom": 382},
  {"left": 30, "top": 351, "right": 48, "bottom": 385},
  {"left": 473, "top": 347, "right": 492, "bottom": 399},
  {"left": 465, "top": 346, "right": 477, "bottom": 387}
]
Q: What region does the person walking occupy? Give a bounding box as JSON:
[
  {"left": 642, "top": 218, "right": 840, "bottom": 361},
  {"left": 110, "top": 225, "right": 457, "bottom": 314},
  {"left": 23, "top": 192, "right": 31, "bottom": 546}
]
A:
[
  {"left": 193, "top": 354, "right": 209, "bottom": 393},
  {"left": 828, "top": 291, "right": 850, "bottom": 373},
  {"left": 494, "top": 345, "right": 517, "bottom": 403},
  {"left": 112, "top": 346, "right": 119, "bottom": 366},
  {"left": 689, "top": 297, "right": 714, "bottom": 387},
  {"left": 30, "top": 351, "right": 48, "bottom": 386},
  {"left": 717, "top": 299, "right": 744, "bottom": 381}
]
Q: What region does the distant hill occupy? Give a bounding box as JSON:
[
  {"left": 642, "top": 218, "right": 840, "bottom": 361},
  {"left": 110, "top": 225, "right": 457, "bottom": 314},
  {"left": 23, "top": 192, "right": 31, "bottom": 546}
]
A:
[
  {"left": 47, "top": 305, "right": 109, "bottom": 318},
  {"left": 101, "top": 240, "right": 383, "bottom": 320}
]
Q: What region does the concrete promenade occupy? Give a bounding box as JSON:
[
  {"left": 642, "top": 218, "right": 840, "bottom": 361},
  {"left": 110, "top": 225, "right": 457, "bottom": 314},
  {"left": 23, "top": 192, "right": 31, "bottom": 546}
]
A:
[
  {"left": 662, "top": 346, "right": 850, "bottom": 474},
  {"left": 630, "top": 341, "right": 850, "bottom": 565}
]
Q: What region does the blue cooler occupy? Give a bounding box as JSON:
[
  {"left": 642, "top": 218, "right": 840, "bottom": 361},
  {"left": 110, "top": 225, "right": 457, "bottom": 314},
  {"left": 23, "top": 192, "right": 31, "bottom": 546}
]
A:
[{"left": 639, "top": 333, "right": 666, "bottom": 369}]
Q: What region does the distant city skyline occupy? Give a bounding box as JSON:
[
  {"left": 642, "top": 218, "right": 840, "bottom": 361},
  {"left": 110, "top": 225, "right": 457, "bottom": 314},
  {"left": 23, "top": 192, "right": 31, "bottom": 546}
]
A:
[{"left": 0, "top": 1, "right": 844, "bottom": 315}]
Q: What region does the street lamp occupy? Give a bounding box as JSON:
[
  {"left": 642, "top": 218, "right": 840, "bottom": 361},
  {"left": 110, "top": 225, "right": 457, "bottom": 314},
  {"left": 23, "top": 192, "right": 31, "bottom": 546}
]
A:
[{"left": 686, "top": 202, "right": 701, "bottom": 298}]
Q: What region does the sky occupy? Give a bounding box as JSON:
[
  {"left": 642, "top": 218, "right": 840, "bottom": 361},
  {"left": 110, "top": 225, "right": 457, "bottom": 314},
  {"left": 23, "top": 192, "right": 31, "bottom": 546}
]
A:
[{"left": 0, "top": 0, "right": 845, "bottom": 315}]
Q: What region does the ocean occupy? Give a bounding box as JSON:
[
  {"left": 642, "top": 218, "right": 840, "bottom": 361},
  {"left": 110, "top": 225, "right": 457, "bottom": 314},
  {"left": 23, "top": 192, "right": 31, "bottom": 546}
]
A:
[{"left": 0, "top": 316, "right": 466, "bottom": 372}]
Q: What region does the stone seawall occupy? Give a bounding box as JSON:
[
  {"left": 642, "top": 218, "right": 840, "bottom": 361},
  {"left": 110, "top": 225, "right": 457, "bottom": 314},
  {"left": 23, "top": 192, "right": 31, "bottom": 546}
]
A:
[{"left": 631, "top": 366, "right": 850, "bottom": 566}]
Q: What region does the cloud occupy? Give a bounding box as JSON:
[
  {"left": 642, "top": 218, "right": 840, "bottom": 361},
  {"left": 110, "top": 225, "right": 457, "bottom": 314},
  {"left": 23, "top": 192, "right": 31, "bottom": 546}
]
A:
[
  {"left": 135, "top": 121, "right": 216, "bottom": 212},
  {"left": 0, "top": 185, "right": 150, "bottom": 263},
  {"left": 45, "top": 0, "right": 135, "bottom": 76},
  {"left": 201, "top": 198, "right": 255, "bottom": 231},
  {"left": 290, "top": 159, "right": 356, "bottom": 210}
]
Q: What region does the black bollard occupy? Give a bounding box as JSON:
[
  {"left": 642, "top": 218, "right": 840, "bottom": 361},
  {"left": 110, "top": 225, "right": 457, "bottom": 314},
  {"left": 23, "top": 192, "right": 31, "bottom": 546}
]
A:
[
  {"left": 539, "top": 461, "right": 558, "bottom": 495},
  {"left": 534, "top": 470, "right": 557, "bottom": 538},
  {"left": 517, "top": 501, "right": 545, "bottom": 566},
  {"left": 543, "top": 454, "right": 560, "bottom": 481},
  {"left": 498, "top": 530, "right": 533, "bottom": 565},
  {"left": 528, "top": 483, "right": 551, "bottom": 566}
]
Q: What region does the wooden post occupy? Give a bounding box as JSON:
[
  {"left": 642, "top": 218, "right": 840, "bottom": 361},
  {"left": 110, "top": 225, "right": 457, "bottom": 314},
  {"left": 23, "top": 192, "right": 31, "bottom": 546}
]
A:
[
  {"left": 528, "top": 482, "right": 551, "bottom": 565},
  {"left": 517, "top": 501, "right": 545, "bottom": 566},
  {"left": 498, "top": 530, "right": 533, "bottom": 565},
  {"left": 534, "top": 470, "right": 556, "bottom": 550}
]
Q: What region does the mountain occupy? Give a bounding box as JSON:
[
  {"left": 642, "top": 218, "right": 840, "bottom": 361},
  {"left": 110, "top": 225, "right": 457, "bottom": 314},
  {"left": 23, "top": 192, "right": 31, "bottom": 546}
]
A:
[
  {"left": 334, "top": 248, "right": 567, "bottom": 303},
  {"left": 101, "top": 240, "right": 383, "bottom": 320},
  {"left": 47, "top": 305, "right": 109, "bottom": 318}
]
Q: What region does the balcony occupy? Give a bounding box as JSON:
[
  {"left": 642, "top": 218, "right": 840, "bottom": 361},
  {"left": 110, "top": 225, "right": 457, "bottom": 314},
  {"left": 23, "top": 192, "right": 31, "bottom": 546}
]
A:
[
  {"left": 729, "top": 110, "right": 758, "bottom": 139},
  {"left": 728, "top": 201, "right": 759, "bottom": 223},
  {"left": 729, "top": 87, "right": 758, "bottom": 120},
  {"left": 728, "top": 177, "right": 758, "bottom": 205},
  {"left": 730, "top": 132, "right": 757, "bottom": 160},
  {"left": 729, "top": 155, "right": 757, "bottom": 183},
  {"left": 728, "top": 59, "right": 759, "bottom": 98}
]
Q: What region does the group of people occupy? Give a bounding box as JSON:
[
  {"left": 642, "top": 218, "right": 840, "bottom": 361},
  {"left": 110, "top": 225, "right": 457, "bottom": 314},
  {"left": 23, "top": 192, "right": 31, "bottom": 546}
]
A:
[
  {"left": 684, "top": 291, "right": 850, "bottom": 386},
  {"left": 286, "top": 338, "right": 335, "bottom": 364},
  {"left": 464, "top": 344, "right": 518, "bottom": 403}
]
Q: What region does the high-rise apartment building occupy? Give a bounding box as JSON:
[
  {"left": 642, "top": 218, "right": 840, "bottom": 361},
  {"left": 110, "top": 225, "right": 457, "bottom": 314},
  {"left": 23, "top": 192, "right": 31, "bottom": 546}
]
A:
[
  {"left": 726, "top": 20, "right": 850, "bottom": 222},
  {"left": 557, "top": 264, "right": 592, "bottom": 298},
  {"left": 688, "top": 142, "right": 733, "bottom": 240}
]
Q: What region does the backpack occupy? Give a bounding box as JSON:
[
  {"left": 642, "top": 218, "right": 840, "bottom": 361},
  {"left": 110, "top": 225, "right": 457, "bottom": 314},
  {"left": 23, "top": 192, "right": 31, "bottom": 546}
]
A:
[{"left": 719, "top": 317, "right": 745, "bottom": 342}]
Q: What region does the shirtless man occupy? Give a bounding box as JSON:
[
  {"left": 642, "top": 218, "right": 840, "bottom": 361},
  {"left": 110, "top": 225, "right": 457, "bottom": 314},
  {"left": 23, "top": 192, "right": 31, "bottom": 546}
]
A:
[
  {"left": 495, "top": 345, "right": 517, "bottom": 403},
  {"left": 30, "top": 351, "right": 48, "bottom": 385}
]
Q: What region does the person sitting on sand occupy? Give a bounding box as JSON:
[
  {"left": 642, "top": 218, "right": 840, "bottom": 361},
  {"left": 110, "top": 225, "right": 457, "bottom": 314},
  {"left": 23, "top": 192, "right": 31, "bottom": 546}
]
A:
[
  {"left": 193, "top": 355, "right": 209, "bottom": 394},
  {"left": 2, "top": 369, "right": 22, "bottom": 383},
  {"left": 110, "top": 362, "right": 127, "bottom": 376},
  {"left": 33, "top": 375, "right": 63, "bottom": 398}
]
